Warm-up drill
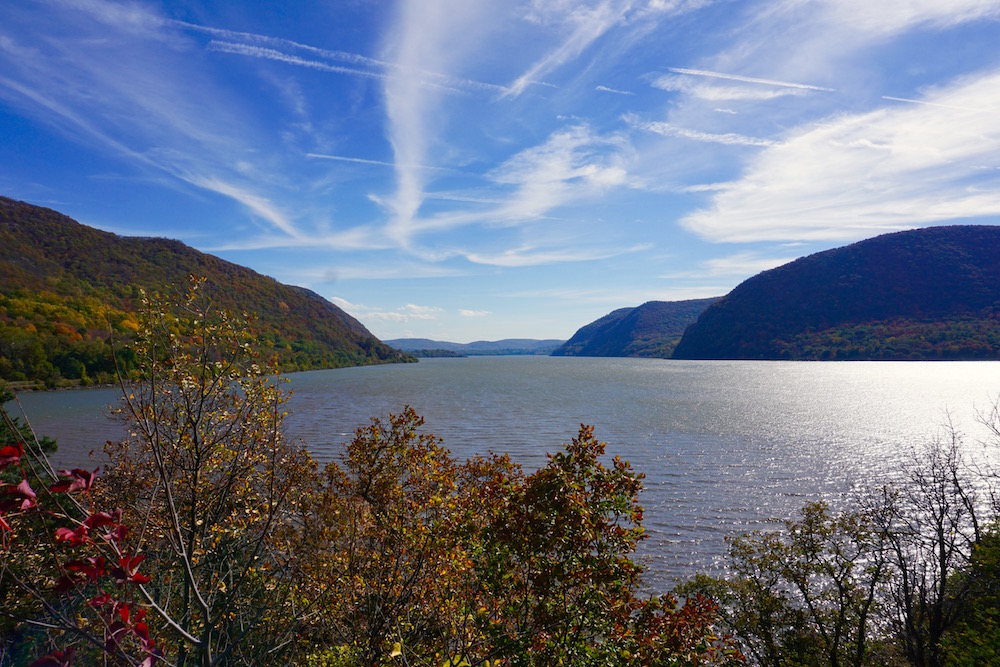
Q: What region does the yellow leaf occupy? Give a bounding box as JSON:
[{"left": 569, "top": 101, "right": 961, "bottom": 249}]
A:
[{"left": 390, "top": 642, "right": 402, "bottom": 658}]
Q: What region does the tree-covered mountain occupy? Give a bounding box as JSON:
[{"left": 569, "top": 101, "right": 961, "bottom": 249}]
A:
[
  {"left": 0, "top": 196, "right": 413, "bottom": 386},
  {"left": 385, "top": 338, "right": 564, "bottom": 356},
  {"left": 673, "top": 225, "right": 1000, "bottom": 360},
  {"left": 552, "top": 298, "right": 719, "bottom": 358}
]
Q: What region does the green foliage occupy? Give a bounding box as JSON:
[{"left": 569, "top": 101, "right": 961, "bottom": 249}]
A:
[
  {"left": 772, "top": 317, "right": 1000, "bottom": 360},
  {"left": 941, "top": 526, "right": 1000, "bottom": 666},
  {"left": 697, "top": 502, "right": 890, "bottom": 667},
  {"left": 477, "top": 425, "right": 648, "bottom": 665}
]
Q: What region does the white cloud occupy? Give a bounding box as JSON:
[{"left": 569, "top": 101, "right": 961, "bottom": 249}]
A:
[
  {"left": 651, "top": 74, "right": 815, "bottom": 101},
  {"left": 188, "top": 176, "right": 302, "bottom": 238},
  {"left": 630, "top": 116, "right": 776, "bottom": 147},
  {"left": 812, "top": 0, "right": 1000, "bottom": 37},
  {"left": 682, "top": 69, "right": 1000, "bottom": 242},
  {"left": 666, "top": 67, "right": 835, "bottom": 92},
  {"left": 331, "top": 298, "right": 445, "bottom": 322},
  {"left": 504, "top": 285, "right": 727, "bottom": 304},
  {"left": 505, "top": 0, "right": 632, "bottom": 98},
  {"left": 487, "top": 125, "right": 630, "bottom": 221},
  {"left": 596, "top": 84, "right": 634, "bottom": 95},
  {"left": 463, "top": 242, "right": 647, "bottom": 267},
  {"left": 460, "top": 309, "right": 491, "bottom": 317},
  {"left": 380, "top": 1, "right": 505, "bottom": 245},
  {"left": 207, "top": 41, "right": 389, "bottom": 81},
  {"left": 366, "top": 304, "right": 444, "bottom": 322}
]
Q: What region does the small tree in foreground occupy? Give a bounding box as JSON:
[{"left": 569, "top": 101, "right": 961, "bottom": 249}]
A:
[
  {"left": 696, "top": 420, "right": 1000, "bottom": 667},
  {"left": 98, "top": 279, "right": 317, "bottom": 666}
]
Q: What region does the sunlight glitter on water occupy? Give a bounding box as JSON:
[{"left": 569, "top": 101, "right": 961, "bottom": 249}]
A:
[{"left": 11, "top": 358, "right": 1000, "bottom": 590}]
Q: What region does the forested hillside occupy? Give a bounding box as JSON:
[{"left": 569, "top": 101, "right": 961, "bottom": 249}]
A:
[
  {"left": 552, "top": 298, "right": 718, "bottom": 358},
  {"left": 0, "top": 197, "right": 412, "bottom": 386},
  {"left": 673, "top": 225, "right": 1000, "bottom": 360}
]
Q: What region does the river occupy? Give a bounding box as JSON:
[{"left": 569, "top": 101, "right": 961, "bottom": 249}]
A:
[{"left": 8, "top": 357, "right": 1000, "bottom": 588}]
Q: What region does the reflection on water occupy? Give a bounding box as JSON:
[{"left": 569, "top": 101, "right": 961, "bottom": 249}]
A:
[{"left": 9, "top": 358, "right": 1000, "bottom": 589}]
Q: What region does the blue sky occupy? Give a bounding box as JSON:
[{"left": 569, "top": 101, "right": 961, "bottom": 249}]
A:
[{"left": 2, "top": 0, "right": 999, "bottom": 342}]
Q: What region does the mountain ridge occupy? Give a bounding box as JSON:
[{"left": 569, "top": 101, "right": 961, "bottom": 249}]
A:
[
  {"left": 0, "top": 196, "right": 413, "bottom": 386},
  {"left": 385, "top": 338, "right": 564, "bottom": 356},
  {"left": 552, "top": 298, "right": 719, "bottom": 358},
  {"left": 673, "top": 225, "right": 1000, "bottom": 360}
]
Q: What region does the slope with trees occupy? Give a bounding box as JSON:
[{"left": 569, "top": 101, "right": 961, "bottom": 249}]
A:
[
  {"left": 552, "top": 298, "right": 719, "bottom": 358},
  {"left": 0, "top": 197, "right": 412, "bottom": 387},
  {"left": 673, "top": 225, "right": 1000, "bottom": 360}
]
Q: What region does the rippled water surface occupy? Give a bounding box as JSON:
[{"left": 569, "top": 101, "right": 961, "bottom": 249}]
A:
[{"left": 11, "top": 358, "right": 1000, "bottom": 588}]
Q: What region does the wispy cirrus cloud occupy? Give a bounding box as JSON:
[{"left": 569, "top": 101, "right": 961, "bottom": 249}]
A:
[
  {"left": 186, "top": 19, "right": 508, "bottom": 96},
  {"left": 0, "top": 1, "right": 311, "bottom": 242},
  {"left": 596, "top": 84, "right": 634, "bottom": 95},
  {"left": 207, "top": 41, "right": 391, "bottom": 82},
  {"left": 628, "top": 115, "right": 776, "bottom": 147},
  {"left": 384, "top": 124, "right": 633, "bottom": 237},
  {"left": 307, "top": 152, "right": 463, "bottom": 174},
  {"left": 187, "top": 176, "right": 302, "bottom": 238},
  {"left": 651, "top": 72, "right": 824, "bottom": 101},
  {"left": 379, "top": 0, "right": 511, "bottom": 246},
  {"left": 462, "top": 241, "right": 647, "bottom": 268},
  {"left": 812, "top": 0, "right": 1000, "bottom": 36},
  {"left": 486, "top": 125, "right": 630, "bottom": 220},
  {"left": 682, "top": 69, "right": 1000, "bottom": 242},
  {"left": 665, "top": 67, "right": 836, "bottom": 92},
  {"left": 505, "top": 0, "right": 632, "bottom": 98}
]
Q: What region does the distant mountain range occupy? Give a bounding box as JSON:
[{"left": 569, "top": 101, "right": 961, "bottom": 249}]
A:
[
  {"left": 551, "top": 298, "right": 718, "bottom": 358},
  {"left": 0, "top": 197, "right": 412, "bottom": 387},
  {"left": 385, "top": 338, "right": 565, "bottom": 356},
  {"left": 673, "top": 225, "right": 1000, "bottom": 360}
]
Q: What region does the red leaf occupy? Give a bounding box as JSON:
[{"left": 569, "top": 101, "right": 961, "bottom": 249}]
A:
[
  {"left": 54, "top": 573, "right": 84, "bottom": 592},
  {"left": 64, "top": 556, "right": 106, "bottom": 581},
  {"left": 114, "top": 553, "right": 151, "bottom": 585},
  {"left": 88, "top": 592, "right": 114, "bottom": 608},
  {"left": 50, "top": 468, "right": 99, "bottom": 494},
  {"left": 104, "top": 523, "right": 128, "bottom": 544},
  {"left": 105, "top": 620, "right": 128, "bottom": 651},
  {"left": 29, "top": 647, "right": 76, "bottom": 667},
  {"left": 0, "top": 442, "right": 23, "bottom": 470},
  {"left": 1, "top": 477, "right": 36, "bottom": 510},
  {"left": 54, "top": 524, "right": 89, "bottom": 546},
  {"left": 84, "top": 511, "right": 116, "bottom": 529}
]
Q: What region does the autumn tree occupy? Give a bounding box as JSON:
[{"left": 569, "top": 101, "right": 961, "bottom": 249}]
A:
[
  {"left": 297, "top": 412, "right": 742, "bottom": 667},
  {"left": 96, "top": 279, "right": 317, "bottom": 666}
]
